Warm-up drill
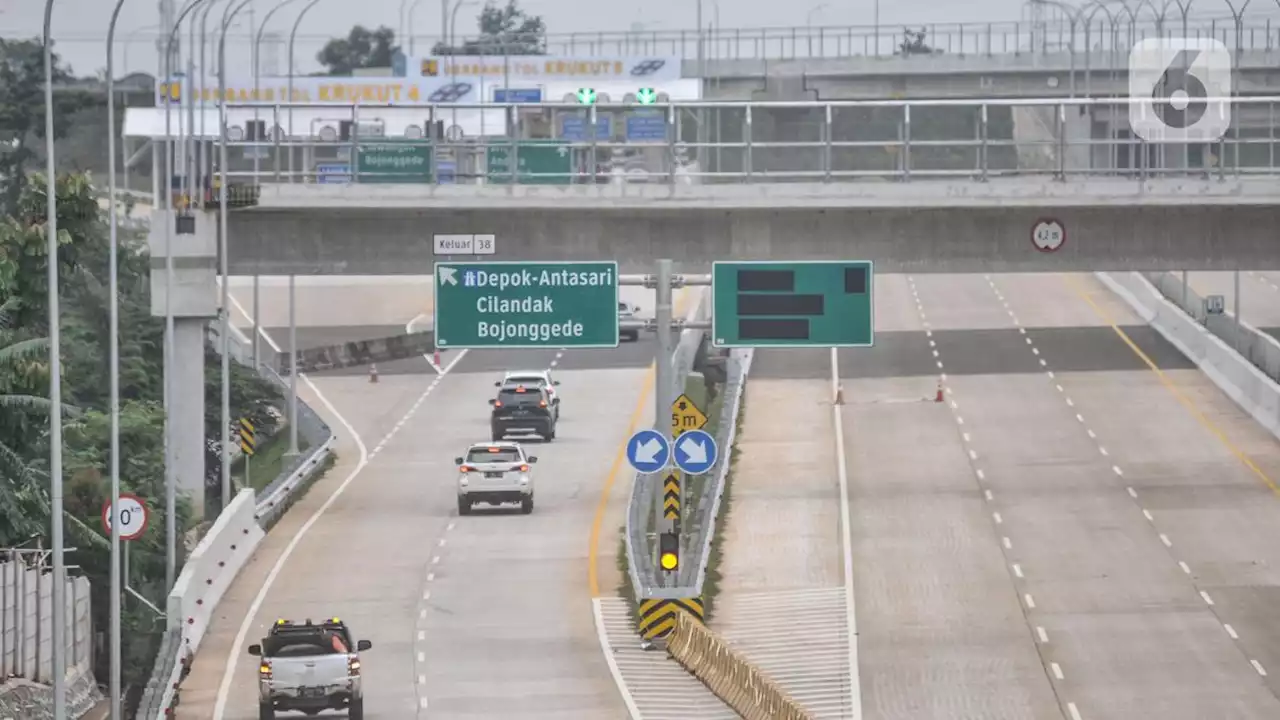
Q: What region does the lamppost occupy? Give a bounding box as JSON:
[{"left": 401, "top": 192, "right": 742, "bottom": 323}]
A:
[
  {"left": 105, "top": 1, "right": 128, "bottom": 716},
  {"left": 41, "top": 0, "right": 68, "bottom": 717},
  {"left": 286, "top": 0, "right": 325, "bottom": 184}
]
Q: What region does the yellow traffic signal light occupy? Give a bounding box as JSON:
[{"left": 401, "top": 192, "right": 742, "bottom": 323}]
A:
[{"left": 659, "top": 532, "right": 679, "bottom": 572}]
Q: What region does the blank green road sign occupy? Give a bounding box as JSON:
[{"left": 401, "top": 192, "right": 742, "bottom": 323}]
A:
[
  {"left": 487, "top": 141, "right": 572, "bottom": 185},
  {"left": 356, "top": 140, "right": 433, "bottom": 183},
  {"left": 434, "top": 261, "right": 619, "bottom": 348},
  {"left": 711, "top": 261, "right": 874, "bottom": 348}
]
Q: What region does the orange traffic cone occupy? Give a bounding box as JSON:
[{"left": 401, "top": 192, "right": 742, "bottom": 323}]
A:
[
  {"left": 935, "top": 380, "right": 944, "bottom": 403},
  {"left": 369, "top": 364, "right": 379, "bottom": 383},
  {"left": 834, "top": 384, "right": 845, "bottom": 406}
]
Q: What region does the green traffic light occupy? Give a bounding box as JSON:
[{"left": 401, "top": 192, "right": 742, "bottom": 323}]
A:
[
  {"left": 636, "top": 87, "right": 657, "bottom": 105},
  {"left": 576, "top": 88, "right": 597, "bottom": 105}
]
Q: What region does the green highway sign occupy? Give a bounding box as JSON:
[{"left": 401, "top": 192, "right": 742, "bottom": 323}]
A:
[
  {"left": 356, "top": 140, "right": 432, "bottom": 183},
  {"left": 487, "top": 141, "right": 572, "bottom": 185},
  {"left": 711, "top": 261, "right": 874, "bottom": 348},
  {"left": 434, "top": 261, "right": 620, "bottom": 349}
]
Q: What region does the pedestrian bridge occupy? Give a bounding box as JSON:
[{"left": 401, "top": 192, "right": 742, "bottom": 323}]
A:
[{"left": 139, "top": 96, "right": 1280, "bottom": 275}]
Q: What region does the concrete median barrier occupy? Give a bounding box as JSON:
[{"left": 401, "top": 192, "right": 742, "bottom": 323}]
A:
[
  {"left": 665, "top": 607, "right": 812, "bottom": 720},
  {"left": 290, "top": 330, "right": 436, "bottom": 373}
]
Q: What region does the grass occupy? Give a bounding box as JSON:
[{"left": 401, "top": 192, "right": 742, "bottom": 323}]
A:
[
  {"left": 699, "top": 391, "right": 745, "bottom": 623},
  {"left": 232, "top": 425, "right": 312, "bottom": 492}
]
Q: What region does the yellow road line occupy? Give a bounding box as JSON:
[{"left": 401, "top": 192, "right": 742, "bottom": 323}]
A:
[
  {"left": 588, "top": 289, "right": 692, "bottom": 598},
  {"left": 1067, "top": 275, "right": 1280, "bottom": 495}
]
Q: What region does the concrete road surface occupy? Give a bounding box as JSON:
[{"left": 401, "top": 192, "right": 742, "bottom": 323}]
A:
[
  {"left": 1183, "top": 271, "right": 1280, "bottom": 339},
  {"left": 839, "top": 272, "right": 1280, "bottom": 720},
  {"left": 175, "top": 279, "right": 675, "bottom": 719}
]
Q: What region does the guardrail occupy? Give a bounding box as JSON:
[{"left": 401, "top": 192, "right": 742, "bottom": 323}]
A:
[
  {"left": 209, "top": 96, "right": 1280, "bottom": 185},
  {"left": 1099, "top": 271, "right": 1280, "bottom": 444}
]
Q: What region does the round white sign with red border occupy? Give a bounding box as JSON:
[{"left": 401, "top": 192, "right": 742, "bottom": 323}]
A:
[
  {"left": 101, "top": 493, "right": 149, "bottom": 541},
  {"left": 1031, "top": 218, "right": 1066, "bottom": 252}
]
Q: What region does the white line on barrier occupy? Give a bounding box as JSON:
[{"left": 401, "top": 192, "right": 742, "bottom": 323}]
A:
[
  {"left": 830, "top": 346, "right": 864, "bottom": 720},
  {"left": 592, "top": 598, "right": 642, "bottom": 720}
]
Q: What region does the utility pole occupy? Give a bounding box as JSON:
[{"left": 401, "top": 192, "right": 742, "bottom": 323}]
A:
[{"left": 652, "top": 259, "right": 673, "bottom": 587}]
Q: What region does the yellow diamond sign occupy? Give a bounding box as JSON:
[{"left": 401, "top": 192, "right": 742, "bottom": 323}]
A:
[{"left": 671, "top": 393, "right": 708, "bottom": 439}]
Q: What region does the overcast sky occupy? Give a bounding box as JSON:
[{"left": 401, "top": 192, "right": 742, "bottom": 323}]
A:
[{"left": 0, "top": 0, "right": 1267, "bottom": 80}]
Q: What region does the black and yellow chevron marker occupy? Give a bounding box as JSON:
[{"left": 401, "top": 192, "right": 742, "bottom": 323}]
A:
[
  {"left": 637, "top": 597, "right": 705, "bottom": 640},
  {"left": 663, "top": 472, "right": 681, "bottom": 520},
  {"left": 238, "top": 417, "right": 256, "bottom": 456}
]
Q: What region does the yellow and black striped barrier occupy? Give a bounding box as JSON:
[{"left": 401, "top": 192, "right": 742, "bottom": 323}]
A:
[
  {"left": 663, "top": 472, "right": 680, "bottom": 520},
  {"left": 238, "top": 418, "right": 256, "bottom": 456},
  {"left": 638, "top": 596, "right": 704, "bottom": 640}
]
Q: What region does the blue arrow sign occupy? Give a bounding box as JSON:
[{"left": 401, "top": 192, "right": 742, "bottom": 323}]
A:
[
  {"left": 673, "top": 429, "right": 717, "bottom": 475},
  {"left": 626, "top": 429, "right": 671, "bottom": 474}
]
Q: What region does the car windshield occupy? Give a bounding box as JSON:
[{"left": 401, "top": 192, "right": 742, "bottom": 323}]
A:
[
  {"left": 505, "top": 375, "right": 547, "bottom": 387},
  {"left": 497, "top": 388, "right": 544, "bottom": 406},
  {"left": 467, "top": 447, "right": 522, "bottom": 463}
]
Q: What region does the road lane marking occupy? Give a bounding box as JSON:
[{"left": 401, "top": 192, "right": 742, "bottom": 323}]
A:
[
  {"left": 830, "top": 347, "right": 865, "bottom": 718},
  {"left": 1012, "top": 563, "right": 1023, "bottom": 577},
  {"left": 1201, "top": 591, "right": 1215, "bottom": 606},
  {"left": 1003, "top": 536, "right": 1013, "bottom": 549},
  {"left": 212, "top": 307, "right": 457, "bottom": 719},
  {"left": 1051, "top": 662, "right": 1064, "bottom": 680},
  {"left": 1037, "top": 626, "right": 1049, "bottom": 643},
  {"left": 1159, "top": 534, "right": 1172, "bottom": 547},
  {"left": 1068, "top": 276, "right": 1280, "bottom": 495},
  {"left": 1127, "top": 487, "right": 1138, "bottom": 498},
  {"left": 1179, "top": 561, "right": 1192, "bottom": 574},
  {"left": 1225, "top": 623, "right": 1239, "bottom": 639},
  {"left": 1024, "top": 593, "right": 1036, "bottom": 609},
  {"left": 1142, "top": 509, "right": 1154, "bottom": 521},
  {"left": 1253, "top": 659, "right": 1268, "bottom": 676},
  {"left": 1068, "top": 702, "right": 1083, "bottom": 720}
]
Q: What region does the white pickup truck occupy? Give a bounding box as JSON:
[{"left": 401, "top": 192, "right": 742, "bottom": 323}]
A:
[{"left": 248, "top": 618, "right": 372, "bottom": 719}]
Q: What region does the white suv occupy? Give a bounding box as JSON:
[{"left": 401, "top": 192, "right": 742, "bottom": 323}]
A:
[{"left": 455, "top": 442, "right": 537, "bottom": 515}]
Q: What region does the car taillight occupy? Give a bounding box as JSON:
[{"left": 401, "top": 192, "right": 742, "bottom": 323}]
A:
[
  {"left": 538, "top": 400, "right": 547, "bottom": 408},
  {"left": 493, "top": 400, "right": 503, "bottom": 407},
  {"left": 519, "top": 464, "right": 529, "bottom": 472},
  {"left": 348, "top": 656, "right": 361, "bottom": 676},
  {"left": 459, "top": 465, "right": 474, "bottom": 473},
  {"left": 259, "top": 661, "right": 272, "bottom": 680}
]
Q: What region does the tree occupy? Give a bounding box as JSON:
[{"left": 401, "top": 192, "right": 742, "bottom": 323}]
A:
[
  {"left": 317, "top": 25, "right": 399, "bottom": 75},
  {"left": 432, "top": 0, "right": 546, "bottom": 56},
  {"left": 0, "top": 39, "right": 97, "bottom": 213}
]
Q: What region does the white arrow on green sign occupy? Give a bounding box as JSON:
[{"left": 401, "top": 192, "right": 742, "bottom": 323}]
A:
[{"left": 433, "top": 261, "right": 620, "bottom": 349}]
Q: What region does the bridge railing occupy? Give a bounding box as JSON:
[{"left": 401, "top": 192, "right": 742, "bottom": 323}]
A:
[{"left": 209, "top": 96, "right": 1280, "bottom": 186}]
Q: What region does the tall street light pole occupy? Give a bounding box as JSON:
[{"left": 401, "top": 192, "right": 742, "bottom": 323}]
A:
[
  {"left": 41, "top": 0, "right": 68, "bottom": 716},
  {"left": 106, "top": 0, "right": 128, "bottom": 715},
  {"left": 286, "top": 0, "right": 324, "bottom": 183}
]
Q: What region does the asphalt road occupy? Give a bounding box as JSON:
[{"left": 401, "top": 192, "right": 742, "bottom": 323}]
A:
[
  {"left": 839, "top": 272, "right": 1280, "bottom": 720},
  {"left": 177, "top": 282, "right": 672, "bottom": 719}
]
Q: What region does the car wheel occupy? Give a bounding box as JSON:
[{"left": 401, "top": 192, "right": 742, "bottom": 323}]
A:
[
  {"left": 521, "top": 495, "right": 534, "bottom": 514},
  {"left": 545, "top": 423, "right": 556, "bottom": 441},
  {"left": 258, "top": 702, "right": 274, "bottom": 720},
  {"left": 458, "top": 496, "right": 472, "bottom": 515},
  {"left": 348, "top": 696, "right": 365, "bottom": 720}
]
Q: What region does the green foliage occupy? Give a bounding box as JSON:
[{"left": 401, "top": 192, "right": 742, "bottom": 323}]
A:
[
  {"left": 0, "top": 38, "right": 98, "bottom": 211},
  {"left": 432, "top": 0, "right": 546, "bottom": 56},
  {"left": 317, "top": 25, "right": 399, "bottom": 75}
]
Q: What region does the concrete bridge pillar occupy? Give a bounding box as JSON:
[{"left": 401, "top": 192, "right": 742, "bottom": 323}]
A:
[{"left": 148, "top": 209, "right": 219, "bottom": 519}]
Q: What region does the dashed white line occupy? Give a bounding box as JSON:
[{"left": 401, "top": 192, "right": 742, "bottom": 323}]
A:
[
  {"left": 1003, "top": 536, "right": 1013, "bottom": 549},
  {"left": 1225, "top": 623, "right": 1239, "bottom": 640},
  {"left": 418, "top": 630, "right": 425, "bottom": 641},
  {"left": 1051, "top": 662, "right": 1065, "bottom": 680},
  {"left": 438, "top": 538, "right": 447, "bottom": 547},
  {"left": 1142, "top": 509, "right": 1154, "bottom": 522},
  {"left": 1037, "top": 626, "right": 1049, "bottom": 643},
  {"left": 1067, "top": 702, "right": 1083, "bottom": 720},
  {"left": 984, "top": 488, "right": 993, "bottom": 500},
  {"left": 977, "top": 469, "right": 986, "bottom": 481},
  {"left": 968, "top": 449, "right": 978, "bottom": 460},
  {"left": 1127, "top": 487, "right": 1138, "bottom": 499},
  {"left": 422, "top": 590, "right": 431, "bottom": 600},
  {"left": 431, "top": 555, "right": 440, "bottom": 565},
  {"left": 1159, "top": 533, "right": 1172, "bottom": 548},
  {"left": 426, "top": 572, "right": 435, "bottom": 582},
  {"left": 1024, "top": 593, "right": 1037, "bottom": 609},
  {"left": 1112, "top": 465, "right": 1124, "bottom": 477},
  {"left": 417, "top": 651, "right": 425, "bottom": 663},
  {"left": 418, "top": 674, "right": 426, "bottom": 685},
  {"left": 1012, "top": 563, "right": 1023, "bottom": 578},
  {"left": 447, "top": 521, "right": 456, "bottom": 531},
  {"left": 1252, "top": 659, "right": 1268, "bottom": 677},
  {"left": 1075, "top": 413, "right": 1085, "bottom": 423},
  {"left": 962, "top": 432, "right": 972, "bottom": 443},
  {"left": 1200, "top": 590, "right": 1215, "bottom": 606},
  {"left": 993, "top": 512, "right": 1004, "bottom": 524},
  {"left": 1179, "top": 561, "right": 1192, "bottom": 575}
]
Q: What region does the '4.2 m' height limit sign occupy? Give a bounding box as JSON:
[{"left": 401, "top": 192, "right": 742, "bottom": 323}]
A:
[{"left": 711, "top": 261, "right": 875, "bottom": 348}]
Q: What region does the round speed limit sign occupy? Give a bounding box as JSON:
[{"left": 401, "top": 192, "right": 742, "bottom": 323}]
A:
[{"left": 101, "top": 493, "right": 149, "bottom": 541}]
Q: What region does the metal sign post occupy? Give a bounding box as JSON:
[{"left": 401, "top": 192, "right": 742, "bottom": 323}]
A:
[{"left": 652, "top": 259, "right": 673, "bottom": 587}]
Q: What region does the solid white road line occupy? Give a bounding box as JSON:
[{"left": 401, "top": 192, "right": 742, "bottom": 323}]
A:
[{"left": 830, "top": 346, "right": 865, "bottom": 719}]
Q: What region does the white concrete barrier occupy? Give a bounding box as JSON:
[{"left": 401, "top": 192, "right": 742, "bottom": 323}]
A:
[
  {"left": 1097, "top": 271, "right": 1280, "bottom": 439},
  {"left": 167, "top": 488, "right": 265, "bottom": 664}
]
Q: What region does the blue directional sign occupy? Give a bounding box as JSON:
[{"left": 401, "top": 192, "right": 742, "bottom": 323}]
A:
[
  {"left": 495, "top": 88, "right": 543, "bottom": 103},
  {"left": 626, "top": 113, "right": 667, "bottom": 142},
  {"left": 316, "top": 163, "right": 351, "bottom": 184},
  {"left": 673, "top": 429, "right": 717, "bottom": 475},
  {"left": 626, "top": 429, "right": 671, "bottom": 474},
  {"left": 559, "top": 114, "right": 612, "bottom": 141}
]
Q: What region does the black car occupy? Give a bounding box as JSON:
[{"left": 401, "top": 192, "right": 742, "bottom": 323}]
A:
[{"left": 489, "top": 385, "right": 557, "bottom": 442}]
